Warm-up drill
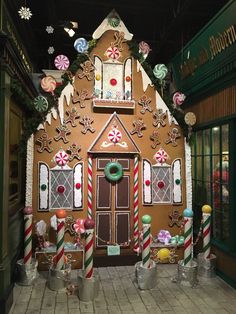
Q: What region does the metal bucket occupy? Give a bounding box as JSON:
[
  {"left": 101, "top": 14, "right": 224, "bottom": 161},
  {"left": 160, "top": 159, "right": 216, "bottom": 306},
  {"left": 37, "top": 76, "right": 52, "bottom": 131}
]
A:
[
  {"left": 135, "top": 260, "right": 157, "bottom": 290},
  {"left": 16, "top": 258, "right": 38, "bottom": 286},
  {"left": 173, "top": 259, "right": 198, "bottom": 287},
  {"left": 197, "top": 253, "right": 216, "bottom": 278},
  {"left": 77, "top": 270, "right": 99, "bottom": 302},
  {"left": 47, "top": 263, "right": 71, "bottom": 291}
]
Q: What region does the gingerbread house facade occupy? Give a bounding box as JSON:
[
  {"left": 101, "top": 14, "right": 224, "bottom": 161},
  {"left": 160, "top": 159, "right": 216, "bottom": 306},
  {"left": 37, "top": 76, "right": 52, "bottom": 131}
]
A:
[{"left": 28, "top": 11, "right": 191, "bottom": 267}]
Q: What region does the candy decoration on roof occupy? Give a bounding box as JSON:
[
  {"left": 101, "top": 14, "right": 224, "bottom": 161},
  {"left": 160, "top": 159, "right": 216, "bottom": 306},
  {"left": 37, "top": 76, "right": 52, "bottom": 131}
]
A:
[
  {"left": 173, "top": 92, "right": 186, "bottom": 106},
  {"left": 154, "top": 148, "right": 168, "bottom": 164},
  {"left": 54, "top": 54, "right": 70, "bottom": 70},
  {"left": 18, "top": 6, "right": 32, "bottom": 20},
  {"left": 153, "top": 64, "right": 168, "bottom": 80},
  {"left": 106, "top": 46, "right": 120, "bottom": 60},
  {"left": 41, "top": 76, "right": 56, "bottom": 94},
  {"left": 139, "top": 41, "right": 151, "bottom": 59},
  {"left": 108, "top": 13, "right": 120, "bottom": 28},
  {"left": 34, "top": 96, "right": 48, "bottom": 112},
  {"left": 74, "top": 37, "right": 88, "bottom": 53}
]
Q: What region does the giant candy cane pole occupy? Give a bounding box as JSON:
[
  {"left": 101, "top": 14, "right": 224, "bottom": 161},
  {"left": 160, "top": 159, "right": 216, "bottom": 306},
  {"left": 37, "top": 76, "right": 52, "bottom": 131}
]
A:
[
  {"left": 183, "top": 208, "right": 194, "bottom": 266},
  {"left": 55, "top": 209, "right": 67, "bottom": 270},
  {"left": 23, "top": 206, "right": 33, "bottom": 265},
  {"left": 133, "top": 156, "right": 139, "bottom": 252},
  {"left": 84, "top": 218, "right": 95, "bottom": 279},
  {"left": 142, "top": 215, "right": 152, "bottom": 268},
  {"left": 202, "top": 205, "right": 212, "bottom": 259},
  {"left": 87, "top": 155, "right": 93, "bottom": 220}
]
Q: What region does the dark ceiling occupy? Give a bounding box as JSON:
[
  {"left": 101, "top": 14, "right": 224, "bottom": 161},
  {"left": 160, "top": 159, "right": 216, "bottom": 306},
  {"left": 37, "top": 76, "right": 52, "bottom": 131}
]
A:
[{"left": 6, "top": 0, "right": 229, "bottom": 72}]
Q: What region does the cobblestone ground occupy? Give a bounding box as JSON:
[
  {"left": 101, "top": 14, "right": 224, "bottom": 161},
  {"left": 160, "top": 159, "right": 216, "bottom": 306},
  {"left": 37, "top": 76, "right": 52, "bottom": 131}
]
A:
[{"left": 10, "top": 264, "right": 236, "bottom": 314}]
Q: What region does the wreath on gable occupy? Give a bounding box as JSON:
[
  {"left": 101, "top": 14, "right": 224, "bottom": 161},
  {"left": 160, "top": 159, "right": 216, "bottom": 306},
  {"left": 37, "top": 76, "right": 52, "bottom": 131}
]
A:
[{"left": 104, "top": 162, "right": 123, "bottom": 182}]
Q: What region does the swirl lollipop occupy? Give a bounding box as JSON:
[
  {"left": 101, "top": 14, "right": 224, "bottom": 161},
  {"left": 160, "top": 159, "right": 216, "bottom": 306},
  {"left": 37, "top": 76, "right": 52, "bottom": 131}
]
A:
[
  {"left": 139, "top": 41, "right": 151, "bottom": 55},
  {"left": 153, "top": 64, "right": 168, "bottom": 80},
  {"left": 74, "top": 38, "right": 88, "bottom": 53},
  {"left": 34, "top": 95, "right": 48, "bottom": 112},
  {"left": 41, "top": 76, "right": 56, "bottom": 94},
  {"left": 54, "top": 54, "right": 70, "bottom": 70},
  {"left": 173, "top": 92, "right": 186, "bottom": 106}
]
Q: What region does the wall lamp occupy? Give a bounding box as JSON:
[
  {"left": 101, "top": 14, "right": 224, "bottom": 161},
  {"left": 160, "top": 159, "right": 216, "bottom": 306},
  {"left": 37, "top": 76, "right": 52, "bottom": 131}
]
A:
[{"left": 63, "top": 21, "right": 78, "bottom": 37}]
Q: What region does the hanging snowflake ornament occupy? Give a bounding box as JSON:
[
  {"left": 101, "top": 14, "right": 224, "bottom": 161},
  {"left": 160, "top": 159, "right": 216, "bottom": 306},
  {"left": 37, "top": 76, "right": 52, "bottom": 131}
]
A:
[
  {"left": 46, "top": 25, "right": 54, "bottom": 34},
  {"left": 18, "top": 6, "right": 32, "bottom": 20},
  {"left": 48, "top": 46, "right": 55, "bottom": 54}
]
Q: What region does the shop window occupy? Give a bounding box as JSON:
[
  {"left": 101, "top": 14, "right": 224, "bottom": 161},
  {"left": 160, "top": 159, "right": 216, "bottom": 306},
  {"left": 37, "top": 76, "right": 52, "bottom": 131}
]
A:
[
  {"left": 191, "top": 123, "right": 231, "bottom": 250},
  {"left": 9, "top": 102, "right": 25, "bottom": 214}
]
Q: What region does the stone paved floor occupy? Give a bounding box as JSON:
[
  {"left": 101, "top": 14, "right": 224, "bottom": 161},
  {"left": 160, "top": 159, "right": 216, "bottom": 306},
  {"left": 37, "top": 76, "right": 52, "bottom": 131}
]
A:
[{"left": 9, "top": 264, "right": 236, "bottom": 314}]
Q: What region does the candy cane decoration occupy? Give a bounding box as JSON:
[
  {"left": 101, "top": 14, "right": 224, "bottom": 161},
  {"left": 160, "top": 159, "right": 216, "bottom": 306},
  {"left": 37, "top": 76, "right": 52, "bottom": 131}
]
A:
[
  {"left": 84, "top": 219, "right": 95, "bottom": 279},
  {"left": 23, "top": 206, "right": 33, "bottom": 265},
  {"left": 87, "top": 155, "right": 93, "bottom": 219},
  {"left": 133, "top": 156, "right": 139, "bottom": 252},
  {"left": 202, "top": 205, "right": 212, "bottom": 259},
  {"left": 183, "top": 208, "right": 194, "bottom": 266},
  {"left": 55, "top": 210, "right": 67, "bottom": 270},
  {"left": 142, "top": 215, "right": 152, "bottom": 268}
]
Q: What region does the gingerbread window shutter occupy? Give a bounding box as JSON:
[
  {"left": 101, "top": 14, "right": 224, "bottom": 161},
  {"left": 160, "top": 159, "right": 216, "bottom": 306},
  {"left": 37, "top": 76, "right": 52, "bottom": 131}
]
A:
[
  {"left": 142, "top": 159, "right": 152, "bottom": 205},
  {"left": 38, "top": 162, "right": 49, "bottom": 211}
]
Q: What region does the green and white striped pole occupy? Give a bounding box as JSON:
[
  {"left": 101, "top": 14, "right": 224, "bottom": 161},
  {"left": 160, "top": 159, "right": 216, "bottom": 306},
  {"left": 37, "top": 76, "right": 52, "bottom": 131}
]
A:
[
  {"left": 183, "top": 208, "right": 194, "bottom": 266},
  {"left": 142, "top": 215, "right": 152, "bottom": 269}
]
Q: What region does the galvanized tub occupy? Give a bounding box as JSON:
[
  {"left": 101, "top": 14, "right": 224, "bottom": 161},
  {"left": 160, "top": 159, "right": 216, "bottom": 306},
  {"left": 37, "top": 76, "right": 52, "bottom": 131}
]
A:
[
  {"left": 197, "top": 253, "right": 216, "bottom": 278},
  {"left": 16, "top": 258, "right": 38, "bottom": 286},
  {"left": 135, "top": 260, "right": 157, "bottom": 290},
  {"left": 173, "top": 259, "right": 198, "bottom": 287},
  {"left": 77, "top": 270, "right": 99, "bottom": 302},
  {"left": 47, "top": 263, "right": 71, "bottom": 291}
]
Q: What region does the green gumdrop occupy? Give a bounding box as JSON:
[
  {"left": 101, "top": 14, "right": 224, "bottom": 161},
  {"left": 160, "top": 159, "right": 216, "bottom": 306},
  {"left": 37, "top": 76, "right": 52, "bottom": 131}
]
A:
[
  {"left": 175, "top": 179, "right": 181, "bottom": 185},
  {"left": 142, "top": 214, "right": 152, "bottom": 224},
  {"left": 41, "top": 184, "right": 47, "bottom": 191}
]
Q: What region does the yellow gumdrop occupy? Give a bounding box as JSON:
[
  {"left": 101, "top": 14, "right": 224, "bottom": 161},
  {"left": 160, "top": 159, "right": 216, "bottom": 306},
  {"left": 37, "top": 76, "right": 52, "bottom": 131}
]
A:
[
  {"left": 95, "top": 74, "right": 101, "bottom": 81},
  {"left": 157, "top": 248, "right": 170, "bottom": 261},
  {"left": 202, "top": 204, "right": 212, "bottom": 214}
]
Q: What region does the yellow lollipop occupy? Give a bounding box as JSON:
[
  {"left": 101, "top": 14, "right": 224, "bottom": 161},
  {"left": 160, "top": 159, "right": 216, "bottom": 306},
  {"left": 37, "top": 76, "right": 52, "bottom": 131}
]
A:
[{"left": 157, "top": 248, "right": 170, "bottom": 261}]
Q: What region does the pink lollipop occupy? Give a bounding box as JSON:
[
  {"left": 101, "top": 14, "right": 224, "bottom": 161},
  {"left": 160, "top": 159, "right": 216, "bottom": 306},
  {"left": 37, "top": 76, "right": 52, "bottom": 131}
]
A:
[
  {"left": 173, "top": 92, "right": 186, "bottom": 106},
  {"left": 54, "top": 54, "right": 70, "bottom": 70},
  {"left": 41, "top": 76, "right": 56, "bottom": 94},
  {"left": 139, "top": 41, "right": 152, "bottom": 55},
  {"left": 106, "top": 46, "right": 120, "bottom": 60},
  {"left": 55, "top": 150, "right": 69, "bottom": 167}
]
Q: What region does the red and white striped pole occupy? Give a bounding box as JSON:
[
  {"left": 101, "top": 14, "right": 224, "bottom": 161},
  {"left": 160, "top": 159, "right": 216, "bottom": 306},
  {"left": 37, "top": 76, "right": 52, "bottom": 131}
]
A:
[
  {"left": 23, "top": 206, "right": 33, "bottom": 265},
  {"left": 87, "top": 155, "right": 93, "bottom": 220},
  {"left": 84, "top": 218, "right": 95, "bottom": 279},
  {"left": 55, "top": 209, "right": 67, "bottom": 270},
  {"left": 142, "top": 215, "right": 152, "bottom": 268},
  {"left": 183, "top": 208, "right": 194, "bottom": 267},
  {"left": 202, "top": 205, "right": 212, "bottom": 259},
  {"left": 133, "top": 156, "right": 139, "bottom": 253}
]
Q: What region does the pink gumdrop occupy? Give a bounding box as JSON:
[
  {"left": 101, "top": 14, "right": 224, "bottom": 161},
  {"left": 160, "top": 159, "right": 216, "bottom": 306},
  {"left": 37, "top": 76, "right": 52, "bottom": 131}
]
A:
[{"left": 84, "top": 218, "right": 95, "bottom": 230}]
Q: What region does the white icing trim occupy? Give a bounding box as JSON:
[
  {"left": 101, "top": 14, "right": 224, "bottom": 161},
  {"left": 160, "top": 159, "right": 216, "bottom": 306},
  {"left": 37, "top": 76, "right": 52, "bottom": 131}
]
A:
[
  {"left": 172, "top": 158, "right": 182, "bottom": 204},
  {"left": 136, "top": 60, "right": 153, "bottom": 92},
  {"left": 94, "top": 56, "right": 102, "bottom": 99},
  {"left": 155, "top": 91, "right": 178, "bottom": 126},
  {"left": 92, "top": 11, "right": 133, "bottom": 40},
  {"left": 58, "top": 83, "right": 74, "bottom": 124},
  {"left": 124, "top": 58, "right": 132, "bottom": 100},
  {"left": 38, "top": 162, "right": 49, "bottom": 210},
  {"left": 142, "top": 159, "right": 152, "bottom": 205},
  {"left": 74, "top": 163, "right": 83, "bottom": 208},
  {"left": 185, "top": 139, "right": 192, "bottom": 209},
  {"left": 25, "top": 134, "right": 34, "bottom": 206}
]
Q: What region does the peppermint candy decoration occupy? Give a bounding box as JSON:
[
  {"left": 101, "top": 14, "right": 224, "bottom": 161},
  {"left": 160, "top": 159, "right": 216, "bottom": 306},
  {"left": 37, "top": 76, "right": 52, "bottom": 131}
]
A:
[
  {"left": 74, "top": 37, "right": 88, "bottom": 53},
  {"left": 153, "top": 64, "right": 168, "bottom": 80},
  {"left": 41, "top": 76, "right": 56, "bottom": 93},
  {"left": 55, "top": 150, "right": 69, "bottom": 167},
  {"left": 54, "top": 54, "right": 70, "bottom": 70},
  {"left": 154, "top": 148, "right": 168, "bottom": 164},
  {"left": 139, "top": 41, "right": 151, "bottom": 55},
  {"left": 173, "top": 92, "right": 186, "bottom": 106},
  {"left": 106, "top": 46, "right": 120, "bottom": 60},
  {"left": 108, "top": 128, "right": 122, "bottom": 143},
  {"left": 34, "top": 95, "right": 48, "bottom": 112}
]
